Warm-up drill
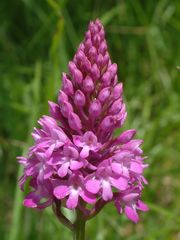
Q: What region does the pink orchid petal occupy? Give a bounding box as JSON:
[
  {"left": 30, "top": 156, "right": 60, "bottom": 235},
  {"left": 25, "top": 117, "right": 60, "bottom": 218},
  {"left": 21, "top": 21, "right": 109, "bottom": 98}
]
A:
[
  {"left": 85, "top": 179, "right": 101, "bottom": 194},
  {"left": 102, "top": 180, "right": 113, "bottom": 201},
  {"left": 23, "top": 192, "right": 40, "bottom": 208},
  {"left": 43, "top": 166, "right": 53, "bottom": 179},
  {"left": 53, "top": 185, "right": 69, "bottom": 199},
  {"left": 124, "top": 206, "right": 139, "bottom": 223},
  {"left": 115, "top": 201, "right": 122, "bottom": 214},
  {"left": 137, "top": 200, "right": 149, "bottom": 212},
  {"left": 122, "top": 193, "right": 139, "bottom": 203},
  {"left": 110, "top": 177, "right": 128, "bottom": 191},
  {"left": 66, "top": 189, "right": 79, "bottom": 209},
  {"left": 80, "top": 190, "right": 96, "bottom": 204},
  {"left": 80, "top": 146, "right": 90, "bottom": 158},
  {"left": 70, "top": 160, "right": 84, "bottom": 170},
  {"left": 73, "top": 135, "right": 84, "bottom": 147},
  {"left": 57, "top": 162, "right": 70, "bottom": 177},
  {"left": 111, "top": 162, "right": 123, "bottom": 174},
  {"left": 45, "top": 144, "right": 56, "bottom": 158},
  {"left": 130, "top": 162, "right": 143, "bottom": 174}
]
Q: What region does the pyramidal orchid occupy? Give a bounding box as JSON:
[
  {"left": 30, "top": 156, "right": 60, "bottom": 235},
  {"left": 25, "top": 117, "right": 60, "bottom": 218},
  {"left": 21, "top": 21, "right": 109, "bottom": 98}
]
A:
[{"left": 18, "top": 19, "right": 149, "bottom": 240}]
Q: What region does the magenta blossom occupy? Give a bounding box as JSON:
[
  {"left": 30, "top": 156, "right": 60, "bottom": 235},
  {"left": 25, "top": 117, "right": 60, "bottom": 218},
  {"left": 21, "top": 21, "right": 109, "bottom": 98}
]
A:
[{"left": 18, "top": 19, "right": 148, "bottom": 225}]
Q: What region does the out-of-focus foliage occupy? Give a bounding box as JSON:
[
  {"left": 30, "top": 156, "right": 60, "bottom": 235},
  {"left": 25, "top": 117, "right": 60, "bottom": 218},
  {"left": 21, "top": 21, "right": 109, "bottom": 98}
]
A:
[{"left": 0, "top": 0, "right": 180, "bottom": 239}]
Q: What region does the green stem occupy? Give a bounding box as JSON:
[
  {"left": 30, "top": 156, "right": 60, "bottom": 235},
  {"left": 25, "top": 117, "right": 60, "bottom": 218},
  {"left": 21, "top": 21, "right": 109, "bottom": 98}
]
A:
[{"left": 73, "top": 210, "right": 86, "bottom": 240}]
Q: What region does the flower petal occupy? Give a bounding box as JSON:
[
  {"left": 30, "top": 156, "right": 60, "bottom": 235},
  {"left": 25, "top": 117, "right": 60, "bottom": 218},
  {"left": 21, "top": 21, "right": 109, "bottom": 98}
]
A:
[
  {"left": 85, "top": 179, "right": 101, "bottom": 194},
  {"left": 124, "top": 206, "right": 139, "bottom": 223},
  {"left": 66, "top": 189, "right": 79, "bottom": 209},
  {"left": 53, "top": 185, "right": 69, "bottom": 199},
  {"left": 63, "top": 146, "right": 79, "bottom": 159},
  {"left": 73, "top": 135, "right": 84, "bottom": 147},
  {"left": 23, "top": 192, "right": 40, "bottom": 208},
  {"left": 80, "top": 146, "right": 90, "bottom": 158},
  {"left": 70, "top": 160, "right": 84, "bottom": 170},
  {"left": 45, "top": 144, "right": 56, "bottom": 158},
  {"left": 80, "top": 189, "right": 96, "bottom": 204},
  {"left": 137, "top": 200, "right": 149, "bottom": 212},
  {"left": 57, "top": 162, "right": 70, "bottom": 177},
  {"left": 110, "top": 177, "right": 128, "bottom": 191},
  {"left": 111, "top": 162, "right": 123, "bottom": 175},
  {"left": 43, "top": 166, "right": 53, "bottom": 179},
  {"left": 130, "top": 162, "right": 143, "bottom": 174},
  {"left": 102, "top": 180, "right": 113, "bottom": 201}
]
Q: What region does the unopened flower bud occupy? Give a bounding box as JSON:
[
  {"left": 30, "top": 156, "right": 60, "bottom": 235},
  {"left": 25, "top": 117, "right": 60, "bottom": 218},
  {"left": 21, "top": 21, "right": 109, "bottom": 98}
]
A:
[
  {"left": 116, "top": 129, "right": 136, "bottom": 144},
  {"left": 91, "top": 64, "right": 100, "bottom": 80},
  {"left": 73, "top": 68, "right": 83, "bottom": 84},
  {"left": 58, "top": 90, "right": 68, "bottom": 105},
  {"left": 98, "top": 87, "right": 111, "bottom": 103},
  {"left": 89, "top": 46, "right": 97, "bottom": 60},
  {"left": 97, "top": 54, "right": 104, "bottom": 67},
  {"left": 100, "top": 115, "right": 114, "bottom": 131},
  {"left": 89, "top": 99, "right": 102, "bottom": 117},
  {"left": 68, "top": 112, "right": 82, "bottom": 132},
  {"left": 109, "top": 99, "right": 122, "bottom": 115},
  {"left": 102, "top": 71, "right": 111, "bottom": 86},
  {"left": 68, "top": 61, "right": 76, "bottom": 75},
  {"left": 103, "top": 53, "right": 110, "bottom": 66},
  {"left": 113, "top": 83, "right": 123, "bottom": 99},
  {"left": 83, "top": 76, "right": 94, "bottom": 92},
  {"left": 60, "top": 101, "right": 73, "bottom": 118},
  {"left": 74, "top": 90, "right": 86, "bottom": 107},
  {"left": 99, "top": 41, "right": 107, "bottom": 55},
  {"left": 76, "top": 50, "right": 85, "bottom": 63},
  {"left": 108, "top": 63, "right": 117, "bottom": 78},
  {"left": 62, "top": 73, "right": 74, "bottom": 95},
  {"left": 85, "top": 39, "right": 92, "bottom": 50}
]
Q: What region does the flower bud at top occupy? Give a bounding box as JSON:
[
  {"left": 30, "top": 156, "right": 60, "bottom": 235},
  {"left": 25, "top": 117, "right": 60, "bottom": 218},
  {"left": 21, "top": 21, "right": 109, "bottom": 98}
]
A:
[
  {"left": 103, "top": 53, "right": 110, "bottom": 66},
  {"left": 93, "top": 34, "right": 101, "bottom": 47},
  {"left": 62, "top": 73, "right": 74, "bottom": 95},
  {"left": 98, "top": 87, "right": 111, "bottom": 103},
  {"left": 68, "top": 61, "right": 83, "bottom": 84},
  {"left": 58, "top": 90, "right": 68, "bottom": 105},
  {"left": 99, "top": 28, "right": 105, "bottom": 40},
  {"left": 82, "top": 57, "right": 91, "bottom": 72},
  {"left": 108, "top": 63, "right": 117, "bottom": 79},
  {"left": 109, "top": 99, "right": 122, "bottom": 115},
  {"left": 116, "top": 129, "right": 136, "bottom": 144},
  {"left": 97, "top": 54, "right": 104, "bottom": 67},
  {"left": 73, "top": 68, "right": 83, "bottom": 84},
  {"left": 89, "top": 46, "right": 97, "bottom": 61},
  {"left": 89, "top": 99, "right": 102, "bottom": 117},
  {"left": 99, "top": 41, "right": 107, "bottom": 55},
  {"left": 60, "top": 101, "right": 73, "bottom": 118},
  {"left": 102, "top": 71, "right": 111, "bottom": 86},
  {"left": 68, "top": 61, "right": 76, "bottom": 75},
  {"left": 83, "top": 75, "right": 94, "bottom": 92},
  {"left": 76, "top": 50, "right": 86, "bottom": 63},
  {"left": 68, "top": 112, "right": 82, "bottom": 132},
  {"left": 91, "top": 64, "right": 100, "bottom": 80},
  {"left": 85, "top": 29, "right": 91, "bottom": 40},
  {"left": 113, "top": 83, "right": 123, "bottom": 99},
  {"left": 85, "top": 39, "right": 92, "bottom": 50},
  {"left": 100, "top": 115, "right": 114, "bottom": 131},
  {"left": 74, "top": 90, "right": 86, "bottom": 107}
]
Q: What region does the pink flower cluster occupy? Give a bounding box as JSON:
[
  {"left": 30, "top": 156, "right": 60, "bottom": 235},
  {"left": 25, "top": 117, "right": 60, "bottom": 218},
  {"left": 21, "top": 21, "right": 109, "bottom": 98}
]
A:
[{"left": 18, "top": 19, "right": 148, "bottom": 223}]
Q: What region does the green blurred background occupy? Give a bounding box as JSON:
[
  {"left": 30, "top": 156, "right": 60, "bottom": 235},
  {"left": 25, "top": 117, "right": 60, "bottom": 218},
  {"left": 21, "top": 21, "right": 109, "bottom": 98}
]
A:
[{"left": 1, "top": 0, "right": 180, "bottom": 239}]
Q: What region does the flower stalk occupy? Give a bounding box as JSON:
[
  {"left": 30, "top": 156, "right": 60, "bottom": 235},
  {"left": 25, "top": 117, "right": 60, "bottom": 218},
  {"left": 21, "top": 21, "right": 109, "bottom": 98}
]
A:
[{"left": 73, "top": 209, "right": 86, "bottom": 240}]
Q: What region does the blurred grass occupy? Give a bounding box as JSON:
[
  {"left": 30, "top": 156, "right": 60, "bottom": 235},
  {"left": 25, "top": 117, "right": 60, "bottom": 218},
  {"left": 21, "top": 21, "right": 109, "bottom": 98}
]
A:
[{"left": 0, "top": 0, "right": 180, "bottom": 239}]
